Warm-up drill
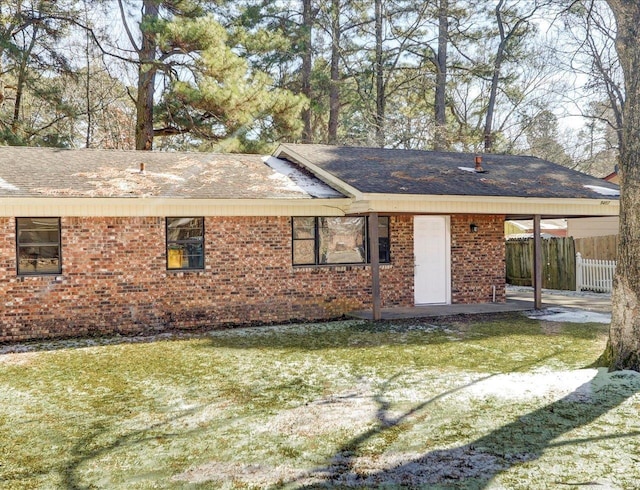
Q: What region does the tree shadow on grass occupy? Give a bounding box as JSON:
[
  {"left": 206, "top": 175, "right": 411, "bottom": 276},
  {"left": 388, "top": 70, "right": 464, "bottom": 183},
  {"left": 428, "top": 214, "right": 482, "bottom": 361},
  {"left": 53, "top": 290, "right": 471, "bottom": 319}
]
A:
[
  {"left": 55, "top": 403, "right": 220, "bottom": 490},
  {"left": 289, "top": 368, "right": 640, "bottom": 488}
]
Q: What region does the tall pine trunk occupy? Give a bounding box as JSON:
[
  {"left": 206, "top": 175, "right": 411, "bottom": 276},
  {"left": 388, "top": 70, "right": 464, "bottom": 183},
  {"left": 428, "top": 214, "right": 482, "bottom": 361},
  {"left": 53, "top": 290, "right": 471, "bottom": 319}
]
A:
[
  {"left": 374, "top": 0, "right": 385, "bottom": 148},
  {"left": 433, "top": 0, "right": 448, "bottom": 151},
  {"left": 301, "top": 0, "right": 313, "bottom": 143},
  {"left": 603, "top": 0, "right": 640, "bottom": 371},
  {"left": 484, "top": 0, "right": 506, "bottom": 154},
  {"left": 135, "top": 0, "right": 159, "bottom": 151},
  {"left": 328, "top": 0, "right": 340, "bottom": 144}
]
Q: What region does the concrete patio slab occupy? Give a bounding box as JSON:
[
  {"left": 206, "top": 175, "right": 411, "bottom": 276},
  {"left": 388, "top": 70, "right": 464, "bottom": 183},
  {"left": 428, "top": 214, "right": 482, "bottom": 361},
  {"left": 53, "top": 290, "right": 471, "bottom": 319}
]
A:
[{"left": 349, "top": 287, "right": 612, "bottom": 321}]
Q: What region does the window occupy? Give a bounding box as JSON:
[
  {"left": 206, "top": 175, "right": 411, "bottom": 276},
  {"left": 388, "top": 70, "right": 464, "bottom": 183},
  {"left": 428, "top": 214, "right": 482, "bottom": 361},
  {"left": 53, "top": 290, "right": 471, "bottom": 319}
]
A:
[
  {"left": 16, "top": 218, "right": 61, "bottom": 275},
  {"left": 166, "top": 218, "right": 204, "bottom": 270},
  {"left": 292, "top": 216, "right": 390, "bottom": 266}
]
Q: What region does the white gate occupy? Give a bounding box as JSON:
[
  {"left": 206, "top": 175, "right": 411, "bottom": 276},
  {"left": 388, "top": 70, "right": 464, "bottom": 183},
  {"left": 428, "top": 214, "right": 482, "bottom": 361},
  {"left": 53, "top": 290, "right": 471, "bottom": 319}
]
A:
[{"left": 575, "top": 252, "right": 616, "bottom": 293}]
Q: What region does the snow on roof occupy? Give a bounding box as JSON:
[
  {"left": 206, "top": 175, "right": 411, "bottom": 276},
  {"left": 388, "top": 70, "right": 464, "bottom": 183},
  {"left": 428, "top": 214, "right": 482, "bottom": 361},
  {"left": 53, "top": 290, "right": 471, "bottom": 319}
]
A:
[
  {"left": 262, "top": 156, "right": 344, "bottom": 198},
  {"left": 0, "top": 178, "right": 18, "bottom": 192},
  {"left": 583, "top": 185, "right": 620, "bottom": 197}
]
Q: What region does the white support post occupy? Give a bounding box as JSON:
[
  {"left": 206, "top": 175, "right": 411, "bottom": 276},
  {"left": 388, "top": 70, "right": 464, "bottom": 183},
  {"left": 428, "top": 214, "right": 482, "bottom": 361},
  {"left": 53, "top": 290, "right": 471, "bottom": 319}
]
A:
[{"left": 576, "top": 252, "right": 582, "bottom": 292}]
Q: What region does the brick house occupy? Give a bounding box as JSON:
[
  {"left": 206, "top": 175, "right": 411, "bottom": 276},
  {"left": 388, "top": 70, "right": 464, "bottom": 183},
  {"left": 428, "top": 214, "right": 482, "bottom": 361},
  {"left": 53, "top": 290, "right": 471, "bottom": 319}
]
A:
[{"left": 0, "top": 144, "right": 619, "bottom": 341}]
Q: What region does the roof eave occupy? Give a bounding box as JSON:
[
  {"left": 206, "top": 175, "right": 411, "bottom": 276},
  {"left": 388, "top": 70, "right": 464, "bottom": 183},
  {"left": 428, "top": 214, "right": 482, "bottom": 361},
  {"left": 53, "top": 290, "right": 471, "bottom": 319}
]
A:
[
  {"left": 345, "top": 193, "right": 619, "bottom": 218},
  {"left": 0, "top": 197, "right": 353, "bottom": 217}
]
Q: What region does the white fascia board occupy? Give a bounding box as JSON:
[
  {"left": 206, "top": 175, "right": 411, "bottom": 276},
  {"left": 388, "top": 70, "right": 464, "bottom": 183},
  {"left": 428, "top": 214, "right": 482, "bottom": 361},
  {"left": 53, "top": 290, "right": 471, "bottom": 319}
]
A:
[
  {"left": 0, "top": 197, "right": 352, "bottom": 217},
  {"left": 346, "top": 194, "right": 620, "bottom": 217},
  {"left": 273, "top": 145, "right": 363, "bottom": 200}
]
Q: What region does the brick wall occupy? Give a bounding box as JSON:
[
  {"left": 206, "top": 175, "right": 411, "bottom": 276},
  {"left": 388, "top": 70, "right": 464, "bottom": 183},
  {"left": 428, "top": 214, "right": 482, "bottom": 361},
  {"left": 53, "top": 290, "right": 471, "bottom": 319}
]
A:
[
  {"left": 0, "top": 214, "right": 506, "bottom": 342},
  {"left": 0, "top": 216, "right": 415, "bottom": 342},
  {"left": 450, "top": 214, "right": 506, "bottom": 304}
]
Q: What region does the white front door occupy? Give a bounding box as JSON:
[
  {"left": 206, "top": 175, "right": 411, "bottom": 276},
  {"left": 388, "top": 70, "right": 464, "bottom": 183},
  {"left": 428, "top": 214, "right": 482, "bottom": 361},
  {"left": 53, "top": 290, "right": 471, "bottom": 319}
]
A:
[{"left": 414, "top": 216, "right": 451, "bottom": 305}]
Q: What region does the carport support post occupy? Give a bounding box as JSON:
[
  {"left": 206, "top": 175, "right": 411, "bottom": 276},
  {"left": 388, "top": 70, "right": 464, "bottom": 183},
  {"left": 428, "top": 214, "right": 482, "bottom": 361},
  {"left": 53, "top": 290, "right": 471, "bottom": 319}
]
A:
[
  {"left": 533, "top": 214, "right": 543, "bottom": 309},
  {"left": 368, "top": 212, "right": 382, "bottom": 320}
]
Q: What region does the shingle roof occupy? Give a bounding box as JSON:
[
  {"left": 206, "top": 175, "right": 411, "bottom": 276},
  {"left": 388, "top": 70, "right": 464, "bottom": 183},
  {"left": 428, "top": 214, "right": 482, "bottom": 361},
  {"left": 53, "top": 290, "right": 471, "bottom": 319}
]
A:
[
  {"left": 277, "top": 144, "right": 620, "bottom": 200},
  {"left": 0, "top": 147, "right": 344, "bottom": 199}
]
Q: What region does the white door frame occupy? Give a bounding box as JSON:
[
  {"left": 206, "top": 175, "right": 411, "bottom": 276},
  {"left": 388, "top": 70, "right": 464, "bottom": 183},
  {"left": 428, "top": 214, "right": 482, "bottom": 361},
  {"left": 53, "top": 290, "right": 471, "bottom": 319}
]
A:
[{"left": 413, "top": 215, "right": 451, "bottom": 305}]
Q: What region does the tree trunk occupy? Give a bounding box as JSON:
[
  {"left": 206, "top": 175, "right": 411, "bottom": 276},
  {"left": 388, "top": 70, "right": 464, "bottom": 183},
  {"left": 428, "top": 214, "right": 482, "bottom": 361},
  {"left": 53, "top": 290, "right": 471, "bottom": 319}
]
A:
[
  {"left": 135, "top": 0, "right": 159, "bottom": 151},
  {"left": 328, "top": 0, "right": 340, "bottom": 144},
  {"left": 301, "top": 0, "right": 313, "bottom": 143},
  {"left": 11, "top": 25, "right": 38, "bottom": 134},
  {"left": 484, "top": 0, "right": 506, "bottom": 154},
  {"left": 433, "top": 0, "right": 448, "bottom": 151},
  {"left": 603, "top": 0, "right": 640, "bottom": 371},
  {"left": 374, "top": 0, "right": 385, "bottom": 147}
]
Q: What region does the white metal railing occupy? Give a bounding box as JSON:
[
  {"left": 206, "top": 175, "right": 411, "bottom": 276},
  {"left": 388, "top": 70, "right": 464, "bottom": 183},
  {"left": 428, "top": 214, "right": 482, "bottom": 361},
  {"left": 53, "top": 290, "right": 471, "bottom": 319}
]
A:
[{"left": 575, "top": 252, "right": 616, "bottom": 293}]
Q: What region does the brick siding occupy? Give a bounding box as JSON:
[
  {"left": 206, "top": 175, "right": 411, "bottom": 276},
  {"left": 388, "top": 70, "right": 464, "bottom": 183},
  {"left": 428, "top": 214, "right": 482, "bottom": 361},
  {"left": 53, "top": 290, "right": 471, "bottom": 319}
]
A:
[
  {"left": 0, "top": 214, "right": 505, "bottom": 342},
  {"left": 450, "top": 214, "right": 506, "bottom": 304}
]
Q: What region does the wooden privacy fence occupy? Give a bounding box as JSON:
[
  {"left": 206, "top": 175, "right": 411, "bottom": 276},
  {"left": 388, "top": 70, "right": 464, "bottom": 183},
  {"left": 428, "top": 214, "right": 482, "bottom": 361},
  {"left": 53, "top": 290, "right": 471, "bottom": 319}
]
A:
[
  {"left": 574, "top": 234, "right": 618, "bottom": 261},
  {"left": 576, "top": 252, "right": 616, "bottom": 293},
  {"left": 506, "top": 237, "right": 576, "bottom": 290}
]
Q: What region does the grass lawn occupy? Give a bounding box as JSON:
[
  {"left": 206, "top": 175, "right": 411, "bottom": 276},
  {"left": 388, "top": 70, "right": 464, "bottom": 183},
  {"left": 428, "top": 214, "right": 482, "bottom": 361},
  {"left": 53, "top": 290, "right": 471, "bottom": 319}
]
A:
[{"left": 1, "top": 312, "right": 639, "bottom": 489}]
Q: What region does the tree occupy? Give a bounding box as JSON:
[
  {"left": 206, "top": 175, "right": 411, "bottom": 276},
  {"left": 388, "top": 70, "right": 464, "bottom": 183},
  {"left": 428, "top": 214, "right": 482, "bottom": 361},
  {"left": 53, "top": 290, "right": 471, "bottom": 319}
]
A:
[
  {"left": 433, "top": 0, "right": 449, "bottom": 150},
  {"left": 560, "top": 1, "right": 623, "bottom": 164},
  {"left": 520, "top": 109, "right": 573, "bottom": 167},
  {"left": 600, "top": 1, "right": 640, "bottom": 371},
  {"left": 114, "top": 0, "right": 305, "bottom": 151},
  {"left": 0, "top": 0, "right": 80, "bottom": 146},
  {"left": 482, "top": 0, "right": 550, "bottom": 153}
]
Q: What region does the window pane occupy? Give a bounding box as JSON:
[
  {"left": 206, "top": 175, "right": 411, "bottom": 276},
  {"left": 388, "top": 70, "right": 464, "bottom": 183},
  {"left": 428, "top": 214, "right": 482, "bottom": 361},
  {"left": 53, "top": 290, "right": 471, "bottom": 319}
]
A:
[
  {"left": 168, "top": 243, "right": 203, "bottom": 269},
  {"left": 167, "top": 218, "right": 204, "bottom": 270},
  {"left": 378, "top": 217, "right": 390, "bottom": 263},
  {"left": 293, "top": 217, "right": 315, "bottom": 239},
  {"left": 18, "top": 246, "right": 61, "bottom": 274},
  {"left": 378, "top": 216, "right": 389, "bottom": 238},
  {"left": 17, "top": 218, "right": 60, "bottom": 245},
  {"left": 379, "top": 237, "right": 391, "bottom": 263},
  {"left": 319, "top": 217, "right": 365, "bottom": 264},
  {"left": 293, "top": 240, "right": 315, "bottom": 265},
  {"left": 167, "top": 217, "right": 204, "bottom": 242}
]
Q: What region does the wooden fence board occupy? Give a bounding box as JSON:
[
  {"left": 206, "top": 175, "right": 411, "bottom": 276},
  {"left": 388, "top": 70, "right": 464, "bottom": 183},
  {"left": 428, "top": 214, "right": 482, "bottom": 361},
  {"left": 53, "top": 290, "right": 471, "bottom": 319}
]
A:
[
  {"left": 506, "top": 237, "right": 576, "bottom": 290},
  {"left": 574, "top": 235, "right": 618, "bottom": 261}
]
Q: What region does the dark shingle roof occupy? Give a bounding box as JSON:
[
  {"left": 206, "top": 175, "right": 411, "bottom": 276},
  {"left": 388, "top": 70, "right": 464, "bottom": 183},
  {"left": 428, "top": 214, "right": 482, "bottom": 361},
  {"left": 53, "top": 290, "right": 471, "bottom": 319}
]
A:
[
  {"left": 278, "top": 144, "right": 620, "bottom": 200},
  {"left": 0, "top": 147, "right": 342, "bottom": 199}
]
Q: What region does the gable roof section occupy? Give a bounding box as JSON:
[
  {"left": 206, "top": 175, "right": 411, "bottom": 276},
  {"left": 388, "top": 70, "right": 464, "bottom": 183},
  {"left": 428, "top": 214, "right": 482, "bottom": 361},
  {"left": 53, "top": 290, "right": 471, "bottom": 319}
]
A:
[
  {"left": 0, "top": 147, "right": 345, "bottom": 199},
  {"left": 275, "top": 144, "right": 619, "bottom": 198},
  {"left": 274, "top": 144, "right": 620, "bottom": 218},
  {"left": 0, "top": 147, "right": 348, "bottom": 217}
]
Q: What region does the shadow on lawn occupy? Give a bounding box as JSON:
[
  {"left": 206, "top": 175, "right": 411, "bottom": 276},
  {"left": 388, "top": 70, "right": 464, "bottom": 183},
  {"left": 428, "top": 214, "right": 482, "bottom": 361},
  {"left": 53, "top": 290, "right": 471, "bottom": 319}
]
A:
[
  {"left": 58, "top": 404, "right": 213, "bottom": 490},
  {"left": 0, "top": 312, "right": 607, "bottom": 355},
  {"left": 288, "top": 368, "right": 640, "bottom": 488},
  {"left": 200, "top": 313, "right": 609, "bottom": 352}
]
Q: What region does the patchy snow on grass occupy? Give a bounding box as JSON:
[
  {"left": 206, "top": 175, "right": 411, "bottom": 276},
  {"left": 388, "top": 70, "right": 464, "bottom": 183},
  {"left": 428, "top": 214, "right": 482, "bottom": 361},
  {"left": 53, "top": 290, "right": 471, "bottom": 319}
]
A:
[
  {"left": 173, "top": 369, "right": 640, "bottom": 488},
  {"left": 459, "top": 369, "right": 598, "bottom": 402},
  {"left": 2, "top": 316, "right": 637, "bottom": 489},
  {"left": 527, "top": 307, "right": 611, "bottom": 324},
  {"left": 507, "top": 284, "right": 611, "bottom": 299}
]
